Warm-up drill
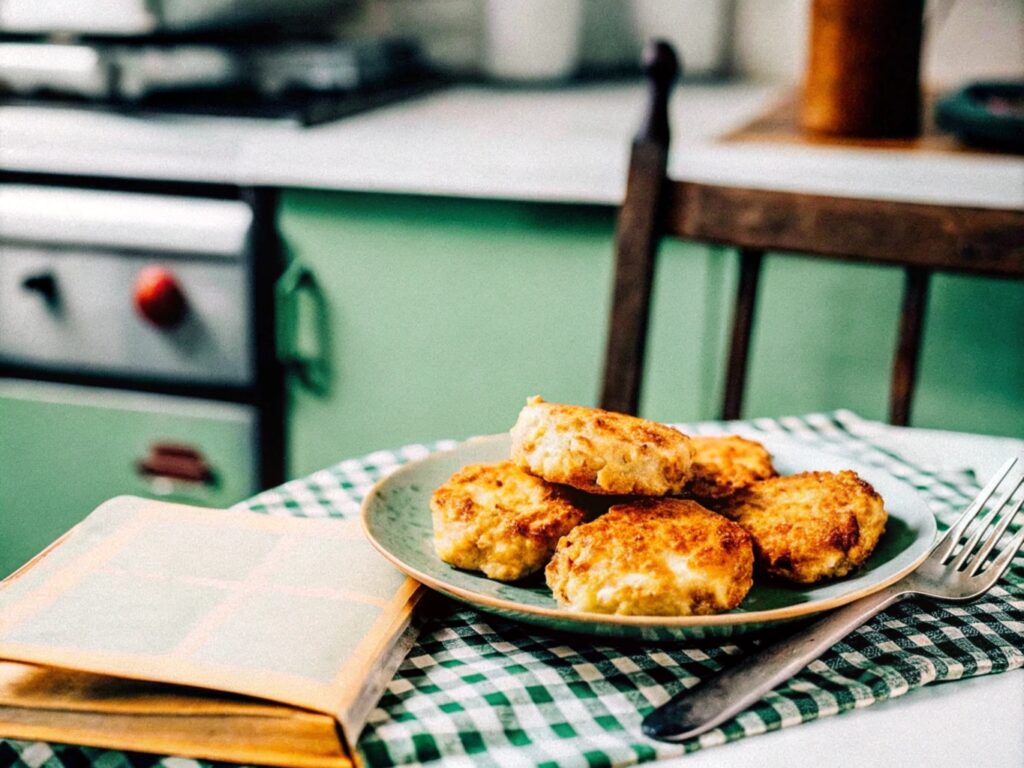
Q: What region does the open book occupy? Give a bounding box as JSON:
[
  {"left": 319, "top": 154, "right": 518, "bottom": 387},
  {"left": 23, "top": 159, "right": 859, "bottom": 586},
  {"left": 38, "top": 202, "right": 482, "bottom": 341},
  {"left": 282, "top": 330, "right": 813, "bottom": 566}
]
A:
[{"left": 0, "top": 496, "right": 425, "bottom": 768}]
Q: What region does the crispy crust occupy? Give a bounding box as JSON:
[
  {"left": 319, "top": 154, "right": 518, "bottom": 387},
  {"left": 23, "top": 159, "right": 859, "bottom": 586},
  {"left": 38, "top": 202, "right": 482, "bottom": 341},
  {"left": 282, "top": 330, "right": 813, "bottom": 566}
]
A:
[
  {"left": 509, "top": 396, "right": 693, "bottom": 496},
  {"left": 430, "top": 460, "right": 587, "bottom": 582},
  {"left": 719, "top": 470, "right": 888, "bottom": 584},
  {"left": 545, "top": 498, "right": 754, "bottom": 616},
  {"left": 685, "top": 435, "right": 777, "bottom": 504}
]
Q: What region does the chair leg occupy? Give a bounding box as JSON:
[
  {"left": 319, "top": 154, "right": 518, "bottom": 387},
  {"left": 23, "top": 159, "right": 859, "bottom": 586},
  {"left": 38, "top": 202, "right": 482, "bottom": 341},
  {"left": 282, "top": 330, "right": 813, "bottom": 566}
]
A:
[
  {"left": 721, "top": 248, "right": 764, "bottom": 420},
  {"left": 889, "top": 266, "right": 931, "bottom": 426}
]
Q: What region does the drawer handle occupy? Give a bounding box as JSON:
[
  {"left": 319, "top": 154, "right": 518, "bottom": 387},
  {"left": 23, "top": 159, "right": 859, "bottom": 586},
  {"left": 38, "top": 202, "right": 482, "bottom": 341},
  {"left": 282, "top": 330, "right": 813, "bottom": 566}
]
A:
[
  {"left": 275, "top": 259, "right": 330, "bottom": 395},
  {"left": 136, "top": 442, "right": 216, "bottom": 487}
]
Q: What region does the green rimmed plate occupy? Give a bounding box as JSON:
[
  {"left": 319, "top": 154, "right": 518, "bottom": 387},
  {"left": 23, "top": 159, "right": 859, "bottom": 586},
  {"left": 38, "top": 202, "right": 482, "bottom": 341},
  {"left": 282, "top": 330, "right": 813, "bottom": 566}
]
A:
[{"left": 361, "top": 433, "right": 936, "bottom": 641}]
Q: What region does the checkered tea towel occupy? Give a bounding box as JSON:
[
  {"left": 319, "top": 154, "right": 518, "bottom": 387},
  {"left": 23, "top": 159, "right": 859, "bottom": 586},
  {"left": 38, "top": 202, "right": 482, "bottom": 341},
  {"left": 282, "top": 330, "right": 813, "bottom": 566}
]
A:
[{"left": 3, "top": 411, "right": 1022, "bottom": 768}]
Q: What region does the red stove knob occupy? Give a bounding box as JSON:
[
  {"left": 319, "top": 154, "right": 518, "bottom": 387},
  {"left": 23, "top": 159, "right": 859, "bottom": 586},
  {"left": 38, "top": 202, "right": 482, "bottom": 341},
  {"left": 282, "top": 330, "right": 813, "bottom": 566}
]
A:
[{"left": 134, "top": 267, "right": 187, "bottom": 328}]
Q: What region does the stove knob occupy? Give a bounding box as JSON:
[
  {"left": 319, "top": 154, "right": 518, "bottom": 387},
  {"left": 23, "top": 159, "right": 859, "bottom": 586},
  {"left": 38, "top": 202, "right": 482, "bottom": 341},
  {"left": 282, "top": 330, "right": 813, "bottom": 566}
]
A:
[
  {"left": 134, "top": 267, "right": 187, "bottom": 329},
  {"left": 22, "top": 271, "right": 59, "bottom": 305}
]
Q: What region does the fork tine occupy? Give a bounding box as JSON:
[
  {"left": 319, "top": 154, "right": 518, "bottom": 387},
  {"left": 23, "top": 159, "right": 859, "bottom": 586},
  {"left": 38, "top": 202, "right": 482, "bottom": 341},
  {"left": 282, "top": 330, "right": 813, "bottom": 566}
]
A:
[
  {"left": 933, "top": 457, "right": 1018, "bottom": 562},
  {"left": 976, "top": 526, "right": 1024, "bottom": 589},
  {"left": 969, "top": 490, "right": 1024, "bottom": 576},
  {"left": 950, "top": 473, "right": 1024, "bottom": 571}
]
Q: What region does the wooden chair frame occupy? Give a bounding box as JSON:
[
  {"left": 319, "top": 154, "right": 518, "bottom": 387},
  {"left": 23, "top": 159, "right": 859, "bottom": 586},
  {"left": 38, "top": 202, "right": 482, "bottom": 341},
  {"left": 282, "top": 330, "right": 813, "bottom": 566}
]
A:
[{"left": 600, "top": 43, "right": 1024, "bottom": 425}]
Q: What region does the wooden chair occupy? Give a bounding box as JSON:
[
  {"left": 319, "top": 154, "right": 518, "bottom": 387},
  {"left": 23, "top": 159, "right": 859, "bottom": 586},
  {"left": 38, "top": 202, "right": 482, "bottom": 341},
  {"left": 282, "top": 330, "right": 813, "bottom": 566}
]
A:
[{"left": 600, "top": 42, "right": 1024, "bottom": 425}]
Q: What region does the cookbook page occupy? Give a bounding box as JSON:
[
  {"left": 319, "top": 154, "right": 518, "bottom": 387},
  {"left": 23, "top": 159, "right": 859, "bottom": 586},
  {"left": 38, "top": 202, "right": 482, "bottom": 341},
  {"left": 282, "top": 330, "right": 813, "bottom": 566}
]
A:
[{"left": 0, "top": 496, "right": 422, "bottom": 730}]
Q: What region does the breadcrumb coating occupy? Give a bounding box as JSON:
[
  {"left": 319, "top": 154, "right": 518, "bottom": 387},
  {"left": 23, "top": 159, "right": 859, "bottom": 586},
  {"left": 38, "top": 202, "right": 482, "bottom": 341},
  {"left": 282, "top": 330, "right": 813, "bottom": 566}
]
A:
[
  {"left": 431, "top": 460, "right": 587, "bottom": 581},
  {"left": 545, "top": 498, "right": 754, "bottom": 616},
  {"left": 720, "top": 470, "right": 887, "bottom": 584},
  {"left": 510, "top": 396, "right": 693, "bottom": 496},
  {"left": 686, "top": 435, "right": 777, "bottom": 504}
]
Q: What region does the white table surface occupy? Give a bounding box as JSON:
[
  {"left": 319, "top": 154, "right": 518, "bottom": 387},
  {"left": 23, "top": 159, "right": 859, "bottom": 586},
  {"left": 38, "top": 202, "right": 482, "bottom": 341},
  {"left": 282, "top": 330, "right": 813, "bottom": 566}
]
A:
[
  {"left": 3, "top": 83, "right": 1023, "bottom": 209},
  {"left": 661, "top": 421, "right": 1024, "bottom": 768}
]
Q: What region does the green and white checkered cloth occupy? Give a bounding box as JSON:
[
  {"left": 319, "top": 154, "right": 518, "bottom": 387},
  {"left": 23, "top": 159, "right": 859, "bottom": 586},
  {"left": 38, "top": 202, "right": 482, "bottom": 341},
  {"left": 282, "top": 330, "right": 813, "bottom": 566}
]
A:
[{"left": 3, "top": 411, "right": 1022, "bottom": 768}]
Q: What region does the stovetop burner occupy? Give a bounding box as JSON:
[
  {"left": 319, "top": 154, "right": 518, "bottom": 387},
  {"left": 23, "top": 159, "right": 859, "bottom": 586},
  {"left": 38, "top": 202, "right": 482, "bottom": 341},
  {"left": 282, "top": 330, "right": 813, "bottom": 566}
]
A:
[
  {"left": 0, "top": 36, "right": 445, "bottom": 125},
  {"left": 4, "top": 75, "right": 448, "bottom": 126}
]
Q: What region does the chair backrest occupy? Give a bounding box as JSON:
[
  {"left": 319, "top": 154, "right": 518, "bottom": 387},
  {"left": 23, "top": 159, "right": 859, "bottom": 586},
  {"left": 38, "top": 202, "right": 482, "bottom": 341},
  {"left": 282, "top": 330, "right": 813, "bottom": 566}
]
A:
[{"left": 600, "top": 42, "right": 1024, "bottom": 425}]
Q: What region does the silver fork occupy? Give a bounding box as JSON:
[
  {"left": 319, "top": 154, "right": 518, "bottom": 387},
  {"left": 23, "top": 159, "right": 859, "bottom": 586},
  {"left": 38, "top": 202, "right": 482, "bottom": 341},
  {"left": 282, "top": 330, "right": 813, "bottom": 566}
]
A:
[{"left": 643, "top": 457, "right": 1024, "bottom": 743}]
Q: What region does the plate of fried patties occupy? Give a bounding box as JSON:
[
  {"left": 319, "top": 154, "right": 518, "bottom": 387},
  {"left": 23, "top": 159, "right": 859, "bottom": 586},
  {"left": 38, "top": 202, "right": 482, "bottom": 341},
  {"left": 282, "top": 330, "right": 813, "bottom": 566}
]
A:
[{"left": 362, "top": 397, "right": 936, "bottom": 640}]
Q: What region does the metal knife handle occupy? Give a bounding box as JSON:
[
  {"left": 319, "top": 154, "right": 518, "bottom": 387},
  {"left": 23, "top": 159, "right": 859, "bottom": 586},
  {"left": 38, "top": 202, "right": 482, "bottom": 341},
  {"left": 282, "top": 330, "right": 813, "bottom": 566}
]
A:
[{"left": 642, "top": 585, "right": 909, "bottom": 742}]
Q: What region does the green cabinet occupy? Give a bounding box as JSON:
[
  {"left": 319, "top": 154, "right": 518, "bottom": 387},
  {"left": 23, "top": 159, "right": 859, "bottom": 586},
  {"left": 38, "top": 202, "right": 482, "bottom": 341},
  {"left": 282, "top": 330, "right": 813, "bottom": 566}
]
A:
[
  {"left": 0, "top": 380, "right": 257, "bottom": 577},
  {"left": 279, "top": 189, "right": 1024, "bottom": 478},
  {"left": 279, "top": 193, "right": 623, "bottom": 475}
]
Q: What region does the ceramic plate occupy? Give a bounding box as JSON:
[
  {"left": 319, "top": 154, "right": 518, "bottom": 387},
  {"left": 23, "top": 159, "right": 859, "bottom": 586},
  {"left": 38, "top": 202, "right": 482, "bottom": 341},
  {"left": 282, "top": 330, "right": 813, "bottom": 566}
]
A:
[{"left": 361, "top": 433, "right": 936, "bottom": 640}]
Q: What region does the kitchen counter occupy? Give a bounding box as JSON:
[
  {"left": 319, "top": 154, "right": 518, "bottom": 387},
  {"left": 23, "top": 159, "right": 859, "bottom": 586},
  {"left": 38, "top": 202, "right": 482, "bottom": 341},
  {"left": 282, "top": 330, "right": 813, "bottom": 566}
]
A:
[{"left": 4, "top": 82, "right": 1023, "bottom": 208}]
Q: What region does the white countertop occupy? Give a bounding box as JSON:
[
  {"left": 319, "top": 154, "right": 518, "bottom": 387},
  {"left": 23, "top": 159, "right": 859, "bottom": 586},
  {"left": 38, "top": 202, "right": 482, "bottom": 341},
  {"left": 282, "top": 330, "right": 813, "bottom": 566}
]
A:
[{"left": 3, "top": 82, "right": 1023, "bottom": 208}]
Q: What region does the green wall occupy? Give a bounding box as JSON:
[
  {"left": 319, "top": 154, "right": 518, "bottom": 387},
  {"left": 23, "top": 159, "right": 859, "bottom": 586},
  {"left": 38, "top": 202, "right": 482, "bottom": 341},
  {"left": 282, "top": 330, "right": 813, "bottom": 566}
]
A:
[{"left": 279, "top": 190, "right": 1023, "bottom": 476}]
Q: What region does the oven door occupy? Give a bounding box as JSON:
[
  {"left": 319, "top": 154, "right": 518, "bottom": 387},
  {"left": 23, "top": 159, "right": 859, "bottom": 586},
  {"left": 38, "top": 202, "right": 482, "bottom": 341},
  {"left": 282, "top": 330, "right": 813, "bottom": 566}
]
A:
[{"left": 0, "top": 379, "right": 258, "bottom": 578}]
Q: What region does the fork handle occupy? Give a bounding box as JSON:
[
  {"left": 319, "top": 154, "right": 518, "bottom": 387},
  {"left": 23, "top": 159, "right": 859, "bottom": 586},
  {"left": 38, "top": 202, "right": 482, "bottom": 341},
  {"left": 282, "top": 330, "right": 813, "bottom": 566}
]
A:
[{"left": 642, "top": 585, "right": 909, "bottom": 742}]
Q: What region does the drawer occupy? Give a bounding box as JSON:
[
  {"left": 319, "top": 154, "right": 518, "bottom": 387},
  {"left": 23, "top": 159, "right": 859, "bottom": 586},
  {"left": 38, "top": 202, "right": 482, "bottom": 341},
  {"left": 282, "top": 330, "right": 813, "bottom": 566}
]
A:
[
  {"left": 0, "top": 246, "right": 253, "bottom": 385},
  {"left": 0, "top": 379, "right": 258, "bottom": 577}
]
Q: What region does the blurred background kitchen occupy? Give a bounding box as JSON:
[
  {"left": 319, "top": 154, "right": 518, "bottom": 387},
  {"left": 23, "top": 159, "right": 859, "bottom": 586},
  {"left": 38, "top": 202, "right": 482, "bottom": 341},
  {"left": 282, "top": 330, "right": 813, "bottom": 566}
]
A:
[{"left": 0, "top": 0, "right": 1022, "bottom": 576}]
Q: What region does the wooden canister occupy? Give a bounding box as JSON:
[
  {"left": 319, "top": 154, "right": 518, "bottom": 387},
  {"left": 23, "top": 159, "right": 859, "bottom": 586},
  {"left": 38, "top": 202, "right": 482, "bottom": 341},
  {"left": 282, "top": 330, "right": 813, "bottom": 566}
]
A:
[{"left": 801, "top": 0, "right": 925, "bottom": 138}]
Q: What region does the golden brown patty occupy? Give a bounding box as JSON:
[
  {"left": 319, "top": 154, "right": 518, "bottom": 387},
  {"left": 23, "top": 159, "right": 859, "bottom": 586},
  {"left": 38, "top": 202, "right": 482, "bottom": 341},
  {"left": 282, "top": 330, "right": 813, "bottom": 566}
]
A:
[
  {"left": 431, "top": 460, "right": 587, "bottom": 582},
  {"left": 545, "top": 498, "right": 754, "bottom": 616},
  {"left": 686, "top": 435, "right": 777, "bottom": 504},
  {"left": 719, "top": 470, "right": 887, "bottom": 584},
  {"left": 509, "top": 396, "right": 693, "bottom": 496}
]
